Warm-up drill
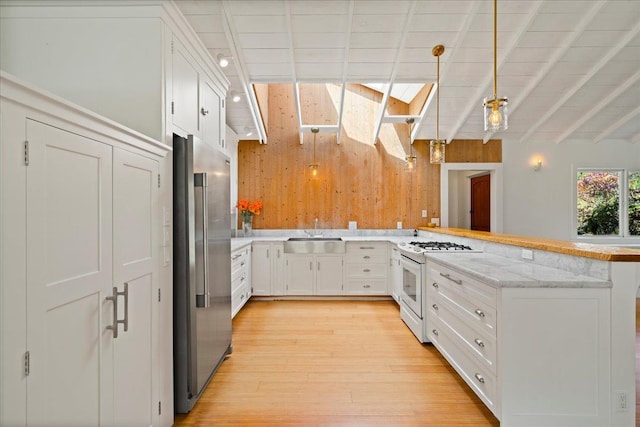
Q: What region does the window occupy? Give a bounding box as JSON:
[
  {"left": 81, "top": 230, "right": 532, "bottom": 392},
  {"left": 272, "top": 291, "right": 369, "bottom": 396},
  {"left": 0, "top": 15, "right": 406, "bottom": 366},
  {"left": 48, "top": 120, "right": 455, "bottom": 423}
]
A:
[{"left": 576, "top": 169, "right": 640, "bottom": 237}]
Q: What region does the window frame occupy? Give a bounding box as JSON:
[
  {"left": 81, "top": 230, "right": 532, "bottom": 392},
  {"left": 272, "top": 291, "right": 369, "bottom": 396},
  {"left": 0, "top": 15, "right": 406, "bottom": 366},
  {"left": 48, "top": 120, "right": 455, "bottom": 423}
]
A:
[{"left": 573, "top": 167, "right": 638, "bottom": 240}]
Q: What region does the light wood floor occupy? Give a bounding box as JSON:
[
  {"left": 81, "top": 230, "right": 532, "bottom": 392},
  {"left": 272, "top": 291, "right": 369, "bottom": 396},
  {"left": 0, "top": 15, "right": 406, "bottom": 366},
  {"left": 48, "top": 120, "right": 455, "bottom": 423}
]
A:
[{"left": 175, "top": 299, "right": 640, "bottom": 427}]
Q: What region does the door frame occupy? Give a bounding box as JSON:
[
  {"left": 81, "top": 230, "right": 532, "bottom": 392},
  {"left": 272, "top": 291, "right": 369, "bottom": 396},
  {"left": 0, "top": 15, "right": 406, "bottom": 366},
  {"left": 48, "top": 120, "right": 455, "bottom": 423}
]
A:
[{"left": 440, "top": 163, "right": 503, "bottom": 232}]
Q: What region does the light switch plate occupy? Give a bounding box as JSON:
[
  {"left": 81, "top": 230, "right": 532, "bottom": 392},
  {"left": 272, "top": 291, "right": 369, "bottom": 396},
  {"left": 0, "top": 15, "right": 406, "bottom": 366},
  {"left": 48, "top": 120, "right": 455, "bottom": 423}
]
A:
[
  {"left": 421, "top": 210, "right": 427, "bottom": 218},
  {"left": 522, "top": 249, "right": 534, "bottom": 260},
  {"left": 348, "top": 221, "right": 357, "bottom": 230}
]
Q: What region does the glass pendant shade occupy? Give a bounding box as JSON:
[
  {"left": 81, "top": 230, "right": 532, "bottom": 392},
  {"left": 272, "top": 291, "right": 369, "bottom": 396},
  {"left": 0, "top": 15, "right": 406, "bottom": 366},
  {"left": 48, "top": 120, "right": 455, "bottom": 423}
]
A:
[
  {"left": 429, "top": 140, "right": 445, "bottom": 164},
  {"left": 405, "top": 154, "right": 417, "bottom": 172},
  {"left": 483, "top": 97, "right": 508, "bottom": 132},
  {"left": 309, "top": 163, "right": 319, "bottom": 178}
]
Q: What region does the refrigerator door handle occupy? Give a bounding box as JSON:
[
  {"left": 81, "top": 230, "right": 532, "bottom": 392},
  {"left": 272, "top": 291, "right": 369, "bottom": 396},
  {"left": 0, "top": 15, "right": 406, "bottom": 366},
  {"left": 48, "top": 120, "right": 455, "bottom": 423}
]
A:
[{"left": 194, "top": 172, "right": 210, "bottom": 308}]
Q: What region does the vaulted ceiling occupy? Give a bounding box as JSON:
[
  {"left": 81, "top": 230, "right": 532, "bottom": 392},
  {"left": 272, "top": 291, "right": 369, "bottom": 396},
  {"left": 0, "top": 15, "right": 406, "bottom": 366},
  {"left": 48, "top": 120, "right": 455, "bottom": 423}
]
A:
[{"left": 177, "top": 0, "right": 640, "bottom": 146}]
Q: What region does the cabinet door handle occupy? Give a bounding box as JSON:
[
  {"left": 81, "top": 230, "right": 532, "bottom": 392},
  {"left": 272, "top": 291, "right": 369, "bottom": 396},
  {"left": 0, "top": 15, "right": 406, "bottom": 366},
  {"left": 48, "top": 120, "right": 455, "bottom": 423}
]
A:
[
  {"left": 474, "top": 338, "right": 485, "bottom": 348},
  {"left": 201, "top": 107, "right": 209, "bottom": 116},
  {"left": 267, "top": 249, "right": 270, "bottom": 258},
  {"left": 439, "top": 272, "right": 462, "bottom": 285},
  {"left": 432, "top": 329, "right": 439, "bottom": 336},
  {"left": 432, "top": 282, "right": 439, "bottom": 289},
  {"left": 474, "top": 373, "right": 485, "bottom": 384},
  {"left": 310, "top": 261, "right": 313, "bottom": 270},
  {"left": 317, "top": 262, "right": 320, "bottom": 271},
  {"left": 432, "top": 303, "right": 438, "bottom": 311},
  {"left": 474, "top": 308, "right": 485, "bottom": 318},
  {"left": 106, "top": 283, "right": 128, "bottom": 338},
  {"left": 277, "top": 249, "right": 281, "bottom": 258}
]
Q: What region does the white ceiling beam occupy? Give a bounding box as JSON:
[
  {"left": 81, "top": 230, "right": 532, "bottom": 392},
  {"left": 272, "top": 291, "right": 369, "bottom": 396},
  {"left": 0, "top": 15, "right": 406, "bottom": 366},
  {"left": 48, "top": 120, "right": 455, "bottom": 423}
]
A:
[
  {"left": 482, "top": 0, "right": 606, "bottom": 144},
  {"left": 411, "top": 84, "right": 437, "bottom": 143},
  {"left": 284, "top": 1, "right": 305, "bottom": 144},
  {"left": 383, "top": 114, "right": 421, "bottom": 124},
  {"left": 519, "top": 17, "right": 640, "bottom": 144},
  {"left": 430, "top": 1, "right": 482, "bottom": 143},
  {"left": 557, "top": 69, "right": 640, "bottom": 144},
  {"left": 593, "top": 105, "right": 640, "bottom": 144},
  {"left": 300, "top": 125, "right": 340, "bottom": 133},
  {"left": 372, "top": 0, "right": 417, "bottom": 145},
  {"left": 336, "top": 0, "right": 354, "bottom": 145},
  {"left": 221, "top": 1, "right": 268, "bottom": 143}
]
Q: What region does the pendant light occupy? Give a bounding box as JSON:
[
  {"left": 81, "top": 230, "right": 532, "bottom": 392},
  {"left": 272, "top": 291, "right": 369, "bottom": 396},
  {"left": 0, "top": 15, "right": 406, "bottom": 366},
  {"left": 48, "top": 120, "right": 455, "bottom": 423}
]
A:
[
  {"left": 483, "top": 0, "right": 508, "bottom": 131},
  {"left": 405, "top": 118, "right": 417, "bottom": 172},
  {"left": 430, "top": 44, "right": 445, "bottom": 164},
  {"left": 309, "top": 127, "right": 319, "bottom": 178}
]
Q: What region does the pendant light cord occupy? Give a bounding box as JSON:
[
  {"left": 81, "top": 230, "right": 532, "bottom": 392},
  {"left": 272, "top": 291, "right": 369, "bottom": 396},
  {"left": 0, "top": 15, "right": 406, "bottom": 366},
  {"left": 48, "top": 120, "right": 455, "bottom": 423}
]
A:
[
  {"left": 493, "top": 0, "right": 498, "bottom": 99},
  {"left": 436, "top": 51, "right": 440, "bottom": 141}
]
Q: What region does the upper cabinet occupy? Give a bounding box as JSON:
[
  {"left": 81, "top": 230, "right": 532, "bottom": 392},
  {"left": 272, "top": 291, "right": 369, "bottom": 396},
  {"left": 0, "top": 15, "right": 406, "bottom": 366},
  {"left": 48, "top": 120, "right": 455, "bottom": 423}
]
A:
[{"left": 171, "top": 38, "right": 200, "bottom": 136}]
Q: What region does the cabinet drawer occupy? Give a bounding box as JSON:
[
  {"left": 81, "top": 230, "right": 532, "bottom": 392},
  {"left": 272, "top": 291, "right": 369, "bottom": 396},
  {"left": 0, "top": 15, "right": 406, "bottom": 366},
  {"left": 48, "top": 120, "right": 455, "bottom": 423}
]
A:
[
  {"left": 427, "top": 280, "right": 496, "bottom": 337},
  {"left": 231, "top": 248, "right": 249, "bottom": 271},
  {"left": 431, "top": 318, "right": 498, "bottom": 415},
  {"left": 428, "top": 262, "right": 497, "bottom": 308},
  {"left": 231, "top": 270, "right": 248, "bottom": 293},
  {"left": 429, "top": 295, "right": 497, "bottom": 374},
  {"left": 346, "top": 242, "right": 387, "bottom": 259},
  {"left": 345, "top": 279, "right": 387, "bottom": 294},
  {"left": 345, "top": 263, "right": 387, "bottom": 278},
  {"left": 231, "top": 284, "right": 247, "bottom": 318}
]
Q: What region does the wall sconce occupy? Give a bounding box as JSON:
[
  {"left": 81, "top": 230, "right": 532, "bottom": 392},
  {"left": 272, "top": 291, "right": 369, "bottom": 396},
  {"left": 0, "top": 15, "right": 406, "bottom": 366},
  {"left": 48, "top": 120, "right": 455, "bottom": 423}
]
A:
[
  {"left": 216, "top": 53, "right": 231, "bottom": 68},
  {"left": 534, "top": 159, "right": 542, "bottom": 171},
  {"left": 230, "top": 91, "right": 241, "bottom": 103}
]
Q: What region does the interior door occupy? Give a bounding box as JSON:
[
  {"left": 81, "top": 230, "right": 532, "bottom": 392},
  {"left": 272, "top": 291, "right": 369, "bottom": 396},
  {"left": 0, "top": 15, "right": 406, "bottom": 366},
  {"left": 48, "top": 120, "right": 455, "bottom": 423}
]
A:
[
  {"left": 112, "top": 148, "right": 158, "bottom": 426},
  {"left": 25, "top": 120, "right": 114, "bottom": 426},
  {"left": 471, "top": 174, "right": 491, "bottom": 232}
]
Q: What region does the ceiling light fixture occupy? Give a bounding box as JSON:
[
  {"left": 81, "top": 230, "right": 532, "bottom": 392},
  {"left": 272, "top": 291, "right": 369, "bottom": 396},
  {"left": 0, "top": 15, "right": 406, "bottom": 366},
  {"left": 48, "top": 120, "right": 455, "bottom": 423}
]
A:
[
  {"left": 244, "top": 127, "right": 253, "bottom": 137},
  {"left": 216, "top": 53, "right": 230, "bottom": 68},
  {"left": 430, "top": 44, "right": 445, "bottom": 164},
  {"left": 405, "top": 117, "right": 417, "bottom": 172},
  {"left": 309, "top": 127, "right": 319, "bottom": 178},
  {"left": 230, "top": 90, "right": 241, "bottom": 103},
  {"left": 483, "top": 0, "right": 508, "bottom": 132}
]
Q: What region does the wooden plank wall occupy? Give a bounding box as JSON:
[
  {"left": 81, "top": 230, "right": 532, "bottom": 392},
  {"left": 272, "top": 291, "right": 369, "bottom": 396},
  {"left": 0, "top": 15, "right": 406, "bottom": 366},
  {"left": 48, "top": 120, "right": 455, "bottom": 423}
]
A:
[
  {"left": 253, "top": 83, "right": 269, "bottom": 135},
  {"left": 238, "top": 83, "right": 501, "bottom": 230}
]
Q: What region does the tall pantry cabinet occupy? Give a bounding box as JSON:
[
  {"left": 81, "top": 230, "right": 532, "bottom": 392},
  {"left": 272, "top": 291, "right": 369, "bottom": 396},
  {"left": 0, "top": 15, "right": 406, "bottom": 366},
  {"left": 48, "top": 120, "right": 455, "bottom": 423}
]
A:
[{"left": 0, "top": 1, "right": 230, "bottom": 426}]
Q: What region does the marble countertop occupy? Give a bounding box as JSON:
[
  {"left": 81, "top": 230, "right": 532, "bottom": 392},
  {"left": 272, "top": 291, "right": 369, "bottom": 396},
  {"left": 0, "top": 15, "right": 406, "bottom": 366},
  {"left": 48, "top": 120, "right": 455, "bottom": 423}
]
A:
[
  {"left": 231, "top": 235, "right": 416, "bottom": 251},
  {"left": 426, "top": 252, "right": 612, "bottom": 289}
]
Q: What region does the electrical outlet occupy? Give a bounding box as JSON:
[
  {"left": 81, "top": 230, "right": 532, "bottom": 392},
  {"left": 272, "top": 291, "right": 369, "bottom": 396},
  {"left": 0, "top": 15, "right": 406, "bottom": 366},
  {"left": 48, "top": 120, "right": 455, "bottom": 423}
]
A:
[
  {"left": 521, "top": 249, "right": 534, "bottom": 260},
  {"left": 348, "top": 221, "right": 357, "bottom": 230},
  {"left": 397, "top": 221, "right": 403, "bottom": 229},
  {"left": 615, "top": 391, "right": 628, "bottom": 411},
  {"left": 431, "top": 218, "right": 440, "bottom": 226},
  {"left": 421, "top": 210, "right": 427, "bottom": 218}
]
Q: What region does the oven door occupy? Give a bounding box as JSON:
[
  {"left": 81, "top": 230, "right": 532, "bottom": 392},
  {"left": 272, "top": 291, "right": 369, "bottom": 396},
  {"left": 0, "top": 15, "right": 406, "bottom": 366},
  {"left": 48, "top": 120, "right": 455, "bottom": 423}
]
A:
[{"left": 400, "top": 255, "right": 423, "bottom": 318}]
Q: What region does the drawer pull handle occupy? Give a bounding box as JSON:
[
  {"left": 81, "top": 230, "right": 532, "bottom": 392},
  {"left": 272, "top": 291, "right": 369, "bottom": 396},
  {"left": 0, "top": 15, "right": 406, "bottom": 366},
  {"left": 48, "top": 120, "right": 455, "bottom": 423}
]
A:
[
  {"left": 432, "top": 304, "right": 439, "bottom": 311},
  {"left": 240, "top": 293, "right": 245, "bottom": 300},
  {"left": 439, "top": 272, "right": 462, "bottom": 285},
  {"left": 474, "top": 338, "right": 485, "bottom": 348},
  {"left": 231, "top": 254, "right": 242, "bottom": 260},
  {"left": 363, "top": 284, "right": 371, "bottom": 288},
  {"left": 363, "top": 268, "right": 371, "bottom": 272},
  {"left": 363, "top": 255, "right": 371, "bottom": 259},
  {"left": 360, "top": 246, "right": 375, "bottom": 250},
  {"left": 474, "top": 373, "right": 485, "bottom": 384},
  {"left": 240, "top": 276, "right": 245, "bottom": 281},
  {"left": 432, "top": 329, "right": 439, "bottom": 336},
  {"left": 474, "top": 309, "right": 485, "bottom": 318},
  {"left": 240, "top": 261, "right": 245, "bottom": 267},
  {"left": 432, "top": 282, "right": 439, "bottom": 289}
]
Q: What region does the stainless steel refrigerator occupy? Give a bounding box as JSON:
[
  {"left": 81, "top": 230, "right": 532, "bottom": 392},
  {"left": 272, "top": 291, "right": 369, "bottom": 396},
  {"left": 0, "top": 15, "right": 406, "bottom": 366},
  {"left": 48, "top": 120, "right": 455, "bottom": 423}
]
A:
[{"left": 173, "top": 133, "right": 232, "bottom": 413}]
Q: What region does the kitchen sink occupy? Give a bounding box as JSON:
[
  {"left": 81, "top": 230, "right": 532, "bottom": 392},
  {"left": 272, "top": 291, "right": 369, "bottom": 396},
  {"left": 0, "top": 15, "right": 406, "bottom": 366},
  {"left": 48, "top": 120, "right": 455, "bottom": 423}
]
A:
[{"left": 284, "top": 237, "right": 345, "bottom": 253}]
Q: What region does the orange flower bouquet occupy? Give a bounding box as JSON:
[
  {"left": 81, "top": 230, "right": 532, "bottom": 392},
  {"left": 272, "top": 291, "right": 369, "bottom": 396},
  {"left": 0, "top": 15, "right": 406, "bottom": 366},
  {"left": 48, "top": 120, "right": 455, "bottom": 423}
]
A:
[{"left": 237, "top": 199, "right": 263, "bottom": 235}]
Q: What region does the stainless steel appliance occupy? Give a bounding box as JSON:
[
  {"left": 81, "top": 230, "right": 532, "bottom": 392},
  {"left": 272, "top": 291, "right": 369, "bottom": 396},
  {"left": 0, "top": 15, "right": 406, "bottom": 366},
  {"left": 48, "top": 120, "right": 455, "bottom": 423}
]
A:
[
  {"left": 397, "top": 241, "right": 479, "bottom": 342},
  {"left": 173, "top": 133, "right": 232, "bottom": 413}
]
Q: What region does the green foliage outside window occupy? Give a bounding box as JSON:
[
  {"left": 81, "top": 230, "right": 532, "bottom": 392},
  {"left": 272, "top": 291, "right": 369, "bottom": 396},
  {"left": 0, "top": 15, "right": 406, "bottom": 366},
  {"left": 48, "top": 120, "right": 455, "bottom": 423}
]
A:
[{"left": 577, "top": 170, "right": 640, "bottom": 236}]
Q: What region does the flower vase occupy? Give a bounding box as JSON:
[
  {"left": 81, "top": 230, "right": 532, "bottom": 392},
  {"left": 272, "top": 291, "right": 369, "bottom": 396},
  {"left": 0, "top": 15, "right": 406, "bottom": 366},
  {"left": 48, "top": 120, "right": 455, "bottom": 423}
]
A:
[{"left": 242, "top": 215, "right": 253, "bottom": 237}]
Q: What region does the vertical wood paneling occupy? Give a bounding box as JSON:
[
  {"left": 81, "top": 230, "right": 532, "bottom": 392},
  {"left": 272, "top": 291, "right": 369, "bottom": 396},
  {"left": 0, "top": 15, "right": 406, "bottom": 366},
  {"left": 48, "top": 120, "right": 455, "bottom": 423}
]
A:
[
  {"left": 238, "top": 84, "right": 501, "bottom": 230},
  {"left": 409, "top": 84, "right": 432, "bottom": 117}
]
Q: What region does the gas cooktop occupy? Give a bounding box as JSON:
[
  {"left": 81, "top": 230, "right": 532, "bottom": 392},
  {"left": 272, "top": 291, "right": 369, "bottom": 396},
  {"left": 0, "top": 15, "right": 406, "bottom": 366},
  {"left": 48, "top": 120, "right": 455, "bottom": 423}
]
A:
[{"left": 398, "top": 240, "right": 479, "bottom": 255}]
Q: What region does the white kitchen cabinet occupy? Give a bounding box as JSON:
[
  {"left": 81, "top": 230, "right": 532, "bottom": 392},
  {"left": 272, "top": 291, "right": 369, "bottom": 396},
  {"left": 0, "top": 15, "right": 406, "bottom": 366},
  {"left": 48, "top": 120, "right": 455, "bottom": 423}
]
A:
[
  {"left": 0, "top": 3, "right": 229, "bottom": 423},
  {"left": 231, "top": 246, "right": 251, "bottom": 318},
  {"left": 251, "top": 242, "right": 285, "bottom": 296},
  {"left": 344, "top": 242, "right": 389, "bottom": 295},
  {"left": 389, "top": 245, "right": 402, "bottom": 303},
  {"left": 0, "top": 74, "right": 169, "bottom": 426},
  {"left": 426, "top": 258, "right": 612, "bottom": 427},
  {"left": 284, "top": 254, "right": 343, "bottom": 295},
  {"left": 200, "top": 79, "right": 227, "bottom": 155}
]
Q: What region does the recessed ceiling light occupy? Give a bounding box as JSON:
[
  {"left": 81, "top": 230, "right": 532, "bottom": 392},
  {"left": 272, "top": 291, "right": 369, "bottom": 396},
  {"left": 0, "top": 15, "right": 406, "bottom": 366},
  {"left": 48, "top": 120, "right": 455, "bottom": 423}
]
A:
[
  {"left": 216, "top": 53, "right": 230, "bottom": 68},
  {"left": 230, "top": 91, "right": 241, "bottom": 103},
  {"left": 244, "top": 127, "right": 253, "bottom": 137}
]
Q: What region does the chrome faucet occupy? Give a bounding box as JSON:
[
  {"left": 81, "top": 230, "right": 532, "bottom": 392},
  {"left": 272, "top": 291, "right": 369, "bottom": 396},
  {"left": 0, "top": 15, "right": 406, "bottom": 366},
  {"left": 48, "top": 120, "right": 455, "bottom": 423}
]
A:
[{"left": 314, "top": 218, "right": 319, "bottom": 234}]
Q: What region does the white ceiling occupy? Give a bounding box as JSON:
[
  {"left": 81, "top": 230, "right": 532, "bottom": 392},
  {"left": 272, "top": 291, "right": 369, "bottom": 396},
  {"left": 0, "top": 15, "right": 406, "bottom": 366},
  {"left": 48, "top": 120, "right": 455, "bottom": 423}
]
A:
[{"left": 177, "top": 0, "right": 640, "bottom": 145}]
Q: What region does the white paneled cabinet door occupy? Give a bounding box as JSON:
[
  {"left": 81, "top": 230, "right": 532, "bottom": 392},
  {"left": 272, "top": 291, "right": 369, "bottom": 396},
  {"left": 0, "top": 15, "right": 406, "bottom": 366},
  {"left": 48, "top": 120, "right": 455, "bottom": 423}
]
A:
[
  {"left": 285, "top": 255, "right": 314, "bottom": 295},
  {"left": 316, "top": 256, "right": 343, "bottom": 295},
  {"left": 172, "top": 37, "right": 199, "bottom": 135},
  {"left": 25, "top": 120, "right": 115, "bottom": 426},
  {"left": 251, "top": 243, "right": 272, "bottom": 296},
  {"left": 112, "top": 148, "right": 158, "bottom": 426},
  {"left": 200, "top": 79, "right": 221, "bottom": 149}
]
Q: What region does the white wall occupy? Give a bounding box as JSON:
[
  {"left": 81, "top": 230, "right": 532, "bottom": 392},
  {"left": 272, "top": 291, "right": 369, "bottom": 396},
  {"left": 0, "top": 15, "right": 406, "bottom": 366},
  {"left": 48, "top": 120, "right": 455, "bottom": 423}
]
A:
[
  {"left": 448, "top": 170, "right": 485, "bottom": 229},
  {"left": 502, "top": 139, "right": 640, "bottom": 242}
]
